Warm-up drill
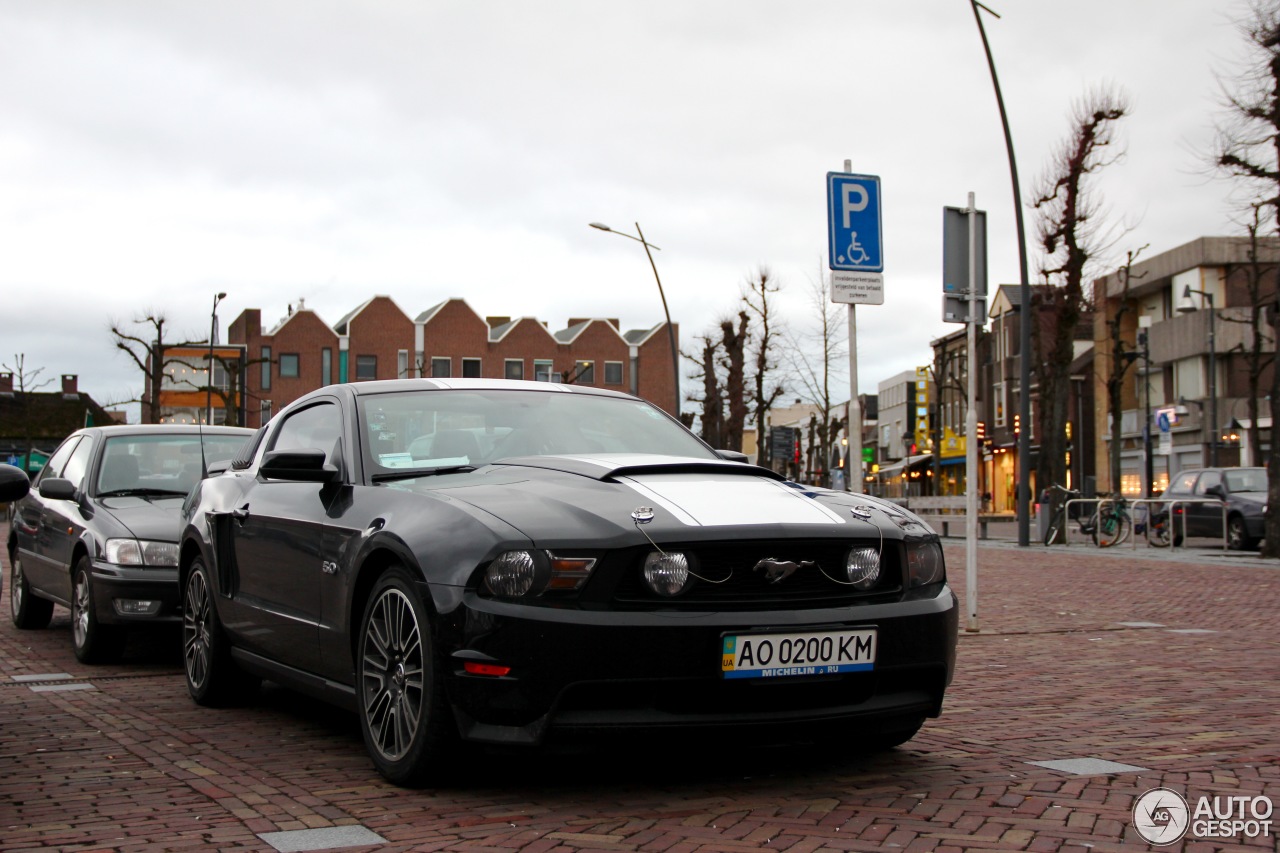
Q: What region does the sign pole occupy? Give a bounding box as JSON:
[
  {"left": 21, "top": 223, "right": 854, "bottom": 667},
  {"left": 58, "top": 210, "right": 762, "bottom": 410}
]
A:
[
  {"left": 964, "top": 193, "right": 979, "bottom": 633},
  {"left": 843, "top": 161, "right": 861, "bottom": 492}
]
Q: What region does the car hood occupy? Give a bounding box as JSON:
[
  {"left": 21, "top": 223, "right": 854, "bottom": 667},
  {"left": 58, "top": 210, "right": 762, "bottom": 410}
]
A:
[
  {"left": 96, "top": 496, "right": 186, "bottom": 542},
  {"left": 1232, "top": 490, "right": 1267, "bottom": 505},
  {"left": 391, "top": 454, "right": 918, "bottom": 545}
]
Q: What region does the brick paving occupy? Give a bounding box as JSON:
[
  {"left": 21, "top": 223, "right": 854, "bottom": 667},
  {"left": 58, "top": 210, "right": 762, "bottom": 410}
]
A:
[{"left": 2, "top": 524, "right": 1277, "bottom": 852}]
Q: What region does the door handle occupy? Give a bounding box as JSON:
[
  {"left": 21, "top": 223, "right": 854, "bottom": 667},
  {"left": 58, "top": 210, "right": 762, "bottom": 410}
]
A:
[{"left": 231, "top": 504, "right": 250, "bottom": 521}]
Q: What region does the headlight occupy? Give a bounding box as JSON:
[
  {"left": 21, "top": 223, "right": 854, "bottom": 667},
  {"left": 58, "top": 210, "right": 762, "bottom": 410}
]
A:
[
  {"left": 845, "top": 546, "right": 881, "bottom": 589},
  {"left": 484, "top": 550, "right": 538, "bottom": 598},
  {"left": 104, "top": 538, "right": 179, "bottom": 567},
  {"left": 642, "top": 551, "right": 693, "bottom": 597},
  {"left": 905, "top": 539, "right": 944, "bottom": 588}
]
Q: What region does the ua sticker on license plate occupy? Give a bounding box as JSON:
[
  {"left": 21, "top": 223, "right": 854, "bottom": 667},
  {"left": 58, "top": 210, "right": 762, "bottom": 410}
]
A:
[{"left": 721, "top": 629, "right": 876, "bottom": 679}]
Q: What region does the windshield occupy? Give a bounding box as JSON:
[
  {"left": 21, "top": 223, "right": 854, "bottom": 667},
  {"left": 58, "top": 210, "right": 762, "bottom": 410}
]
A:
[
  {"left": 359, "top": 389, "right": 714, "bottom": 476},
  {"left": 1224, "top": 468, "right": 1267, "bottom": 493},
  {"left": 97, "top": 433, "right": 250, "bottom": 496}
]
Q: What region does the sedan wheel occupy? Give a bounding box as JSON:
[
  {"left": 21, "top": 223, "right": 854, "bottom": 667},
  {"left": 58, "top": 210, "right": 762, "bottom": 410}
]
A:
[
  {"left": 183, "top": 558, "right": 258, "bottom": 706},
  {"left": 358, "top": 567, "right": 457, "bottom": 786},
  {"left": 72, "top": 559, "right": 125, "bottom": 663},
  {"left": 10, "top": 554, "right": 54, "bottom": 629},
  {"left": 1227, "top": 516, "right": 1257, "bottom": 551}
]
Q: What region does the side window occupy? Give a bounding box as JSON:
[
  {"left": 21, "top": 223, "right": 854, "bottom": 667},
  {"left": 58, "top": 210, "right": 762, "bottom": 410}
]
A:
[
  {"left": 1194, "top": 470, "right": 1221, "bottom": 495},
  {"left": 1167, "top": 471, "right": 1199, "bottom": 496},
  {"left": 270, "top": 402, "right": 342, "bottom": 467},
  {"left": 61, "top": 437, "right": 96, "bottom": 491},
  {"left": 36, "top": 436, "right": 81, "bottom": 484}
]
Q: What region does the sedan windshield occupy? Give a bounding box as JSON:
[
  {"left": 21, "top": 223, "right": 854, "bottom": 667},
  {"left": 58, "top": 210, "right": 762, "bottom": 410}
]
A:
[
  {"left": 1224, "top": 467, "right": 1267, "bottom": 493},
  {"left": 97, "top": 434, "right": 250, "bottom": 496},
  {"left": 359, "top": 389, "right": 715, "bottom": 475}
]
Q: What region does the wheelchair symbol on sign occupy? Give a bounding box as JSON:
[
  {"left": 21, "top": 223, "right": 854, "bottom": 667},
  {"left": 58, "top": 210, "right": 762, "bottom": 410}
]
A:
[{"left": 840, "top": 232, "right": 870, "bottom": 265}]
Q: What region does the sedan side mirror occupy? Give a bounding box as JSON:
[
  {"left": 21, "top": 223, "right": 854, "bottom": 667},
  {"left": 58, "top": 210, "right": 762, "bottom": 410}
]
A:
[
  {"left": 715, "top": 449, "right": 750, "bottom": 464},
  {"left": 260, "top": 448, "right": 339, "bottom": 483},
  {"left": 0, "top": 463, "right": 30, "bottom": 502},
  {"left": 1204, "top": 484, "right": 1226, "bottom": 499},
  {"left": 37, "top": 477, "right": 76, "bottom": 501}
]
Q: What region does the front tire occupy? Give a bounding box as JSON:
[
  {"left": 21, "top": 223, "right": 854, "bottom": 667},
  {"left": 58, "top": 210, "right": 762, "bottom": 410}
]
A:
[
  {"left": 11, "top": 554, "right": 54, "bottom": 629},
  {"left": 72, "top": 559, "right": 125, "bottom": 663},
  {"left": 357, "top": 566, "right": 458, "bottom": 786},
  {"left": 1043, "top": 515, "right": 1063, "bottom": 547},
  {"left": 1226, "top": 515, "right": 1258, "bottom": 551},
  {"left": 183, "top": 557, "right": 259, "bottom": 705}
]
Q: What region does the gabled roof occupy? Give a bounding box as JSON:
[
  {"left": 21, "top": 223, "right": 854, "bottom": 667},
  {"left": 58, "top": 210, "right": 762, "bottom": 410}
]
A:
[
  {"left": 333, "top": 297, "right": 375, "bottom": 336},
  {"left": 488, "top": 316, "right": 557, "bottom": 344},
  {"left": 416, "top": 297, "right": 488, "bottom": 328},
  {"left": 267, "top": 307, "right": 328, "bottom": 337},
  {"left": 623, "top": 323, "right": 666, "bottom": 346},
  {"left": 555, "top": 320, "right": 590, "bottom": 343}
]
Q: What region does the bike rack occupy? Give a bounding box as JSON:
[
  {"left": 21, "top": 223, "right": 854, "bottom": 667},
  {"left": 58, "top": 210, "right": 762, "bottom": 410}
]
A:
[{"left": 1056, "top": 497, "right": 1227, "bottom": 550}]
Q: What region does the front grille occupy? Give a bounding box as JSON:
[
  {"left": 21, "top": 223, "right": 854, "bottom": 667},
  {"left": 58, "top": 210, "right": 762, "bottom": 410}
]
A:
[{"left": 608, "top": 539, "right": 901, "bottom": 609}]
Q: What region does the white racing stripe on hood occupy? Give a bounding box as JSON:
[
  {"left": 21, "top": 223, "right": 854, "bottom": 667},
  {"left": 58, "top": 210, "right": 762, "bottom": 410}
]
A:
[{"left": 619, "top": 474, "right": 846, "bottom": 526}]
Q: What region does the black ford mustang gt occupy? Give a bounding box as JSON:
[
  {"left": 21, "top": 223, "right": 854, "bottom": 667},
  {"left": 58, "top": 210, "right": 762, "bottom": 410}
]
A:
[{"left": 179, "top": 379, "right": 957, "bottom": 785}]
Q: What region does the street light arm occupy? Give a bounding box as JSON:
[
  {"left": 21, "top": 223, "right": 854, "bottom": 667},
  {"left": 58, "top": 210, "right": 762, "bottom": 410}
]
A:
[{"left": 587, "top": 222, "right": 660, "bottom": 251}]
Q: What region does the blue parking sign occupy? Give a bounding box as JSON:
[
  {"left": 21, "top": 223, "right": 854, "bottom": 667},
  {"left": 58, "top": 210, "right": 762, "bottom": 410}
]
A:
[{"left": 827, "top": 172, "right": 883, "bottom": 272}]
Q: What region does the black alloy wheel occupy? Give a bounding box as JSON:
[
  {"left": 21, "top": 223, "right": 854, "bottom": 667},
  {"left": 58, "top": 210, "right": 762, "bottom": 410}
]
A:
[
  {"left": 183, "top": 557, "right": 258, "bottom": 705},
  {"left": 357, "top": 566, "right": 457, "bottom": 786},
  {"left": 10, "top": 553, "right": 53, "bottom": 629},
  {"left": 72, "top": 558, "right": 125, "bottom": 663}
]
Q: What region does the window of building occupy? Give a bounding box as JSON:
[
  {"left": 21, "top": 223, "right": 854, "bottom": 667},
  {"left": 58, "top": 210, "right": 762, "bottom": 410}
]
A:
[
  {"left": 261, "top": 399, "right": 273, "bottom": 422},
  {"left": 462, "top": 358, "right": 481, "bottom": 378},
  {"left": 604, "top": 361, "right": 624, "bottom": 385},
  {"left": 431, "top": 357, "right": 451, "bottom": 378},
  {"left": 575, "top": 360, "right": 595, "bottom": 384},
  {"left": 993, "top": 381, "right": 1005, "bottom": 427},
  {"left": 398, "top": 350, "right": 409, "bottom": 379},
  {"left": 1173, "top": 357, "right": 1204, "bottom": 401},
  {"left": 279, "top": 353, "right": 299, "bottom": 378},
  {"left": 504, "top": 359, "right": 524, "bottom": 380},
  {"left": 321, "top": 348, "right": 332, "bottom": 386},
  {"left": 261, "top": 346, "right": 272, "bottom": 390},
  {"left": 356, "top": 355, "right": 377, "bottom": 381},
  {"left": 534, "top": 360, "right": 554, "bottom": 382}
]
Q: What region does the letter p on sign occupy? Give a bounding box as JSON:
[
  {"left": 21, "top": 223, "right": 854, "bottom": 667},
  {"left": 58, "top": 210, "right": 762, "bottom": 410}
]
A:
[{"left": 842, "top": 183, "right": 868, "bottom": 226}]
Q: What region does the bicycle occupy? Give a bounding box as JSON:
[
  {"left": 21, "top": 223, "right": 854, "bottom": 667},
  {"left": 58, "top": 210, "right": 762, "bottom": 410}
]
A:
[
  {"left": 1042, "top": 484, "right": 1096, "bottom": 546},
  {"left": 1143, "top": 503, "right": 1172, "bottom": 547},
  {"left": 1092, "top": 494, "right": 1133, "bottom": 547}
]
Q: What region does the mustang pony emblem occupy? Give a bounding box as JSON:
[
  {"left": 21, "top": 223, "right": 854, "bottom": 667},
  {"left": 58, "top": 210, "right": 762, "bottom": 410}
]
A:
[{"left": 752, "top": 557, "right": 813, "bottom": 584}]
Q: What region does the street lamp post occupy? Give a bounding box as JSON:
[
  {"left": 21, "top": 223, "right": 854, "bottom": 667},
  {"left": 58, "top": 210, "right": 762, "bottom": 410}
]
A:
[
  {"left": 589, "top": 222, "right": 680, "bottom": 411},
  {"left": 207, "top": 292, "right": 227, "bottom": 425},
  {"left": 1178, "top": 286, "right": 1217, "bottom": 466}
]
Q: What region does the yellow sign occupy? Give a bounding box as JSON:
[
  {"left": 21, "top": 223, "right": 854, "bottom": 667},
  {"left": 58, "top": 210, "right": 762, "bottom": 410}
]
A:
[{"left": 939, "top": 426, "right": 967, "bottom": 459}]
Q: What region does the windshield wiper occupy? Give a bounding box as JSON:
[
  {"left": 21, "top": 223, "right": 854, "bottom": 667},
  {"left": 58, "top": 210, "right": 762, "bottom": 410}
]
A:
[
  {"left": 372, "top": 465, "right": 478, "bottom": 483},
  {"left": 97, "top": 488, "right": 189, "bottom": 498}
]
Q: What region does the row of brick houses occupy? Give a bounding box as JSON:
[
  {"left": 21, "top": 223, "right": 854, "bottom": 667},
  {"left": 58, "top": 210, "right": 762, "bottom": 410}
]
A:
[{"left": 154, "top": 296, "right": 679, "bottom": 428}]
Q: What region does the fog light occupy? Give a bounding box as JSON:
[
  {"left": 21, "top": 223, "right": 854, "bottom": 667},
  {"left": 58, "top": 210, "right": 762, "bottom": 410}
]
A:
[
  {"left": 642, "top": 551, "right": 692, "bottom": 597},
  {"left": 484, "top": 550, "right": 538, "bottom": 597},
  {"left": 113, "top": 599, "right": 161, "bottom": 616},
  {"left": 845, "top": 546, "right": 881, "bottom": 589}
]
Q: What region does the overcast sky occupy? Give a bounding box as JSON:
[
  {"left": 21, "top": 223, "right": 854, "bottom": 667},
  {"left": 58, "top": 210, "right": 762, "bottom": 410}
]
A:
[{"left": 0, "top": 1, "right": 1255, "bottom": 416}]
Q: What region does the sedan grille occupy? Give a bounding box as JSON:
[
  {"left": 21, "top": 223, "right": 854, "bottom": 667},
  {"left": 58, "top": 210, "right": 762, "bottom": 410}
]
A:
[{"left": 607, "top": 540, "right": 902, "bottom": 609}]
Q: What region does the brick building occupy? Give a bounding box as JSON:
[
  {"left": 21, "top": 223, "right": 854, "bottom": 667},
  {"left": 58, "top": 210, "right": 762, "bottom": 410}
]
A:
[{"left": 227, "top": 296, "right": 679, "bottom": 427}]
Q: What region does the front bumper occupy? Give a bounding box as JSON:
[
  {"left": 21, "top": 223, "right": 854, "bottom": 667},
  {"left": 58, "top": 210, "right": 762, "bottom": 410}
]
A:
[
  {"left": 90, "top": 562, "right": 181, "bottom": 624},
  {"left": 439, "top": 583, "right": 959, "bottom": 746}
]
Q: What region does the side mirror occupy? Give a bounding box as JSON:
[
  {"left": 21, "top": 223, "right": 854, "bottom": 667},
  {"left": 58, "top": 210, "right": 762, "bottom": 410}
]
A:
[
  {"left": 207, "top": 460, "right": 231, "bottom": 476},
  {"left": 37, "top": 477, "right": 76, "bottom": 501},
  {"left": 1204, "top": 484, "right": 1225, "bottom": 499},
  {"left": 0, "top": 463, "right": 31, "bottom": 502},
  {"left": 260, "top": 449, "right": 339, "bottom": 483},
  {"left": 715, "top": 449, "right": 749, "bottom": 464}
]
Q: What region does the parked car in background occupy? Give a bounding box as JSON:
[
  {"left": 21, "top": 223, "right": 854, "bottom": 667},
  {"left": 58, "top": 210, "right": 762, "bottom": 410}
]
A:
[
  {"left": 1160, "top": 466, "right": 1268, "bottom": 550},
  {"left": 7, "top": 425, "right": 253, "bottom": 662},
  {"left": 0, "top": 463, "right": 33, "bottom": 602},
  {"left": 179, "top": 378, "right": 958, "bottom": 786}
]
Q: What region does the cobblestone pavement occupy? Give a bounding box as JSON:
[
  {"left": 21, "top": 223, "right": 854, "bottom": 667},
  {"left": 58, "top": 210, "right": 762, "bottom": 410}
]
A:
[{"left": 2, "top": 526, "right": 1277, "bottom": 852}]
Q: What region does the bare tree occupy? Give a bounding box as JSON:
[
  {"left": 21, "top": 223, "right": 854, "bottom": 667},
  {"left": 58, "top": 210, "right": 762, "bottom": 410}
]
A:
[
  {"left": 788, "top": 271, "right": 847, "bottom": 486},
  {"left": 685, "top": 334, "right": 725, "bottom": 448},
  {"left": 1101, "top": 247, "right": 1147, "bottom": 491},
  {"left": 742, "top": 268, "right": 786, "bottom": 466},
  {"left": 1212, "top": 0, "right": 1280, "bottom": 556},
  {"left": 110, "top": 311, "right": 197, "bottom": 423},
  {"left": 719, "top": 311, "right": 749, "bottom": 453},
  {"left": 1032, "top": 86, "right": 1129, "bottom": 499}
]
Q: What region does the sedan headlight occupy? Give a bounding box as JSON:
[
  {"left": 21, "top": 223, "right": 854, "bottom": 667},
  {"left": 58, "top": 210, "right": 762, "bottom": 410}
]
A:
[
  {"left": 104, "top": 538, "right": 179, "bottom": 567},
  {"left": 905, "top": 539, "right": 944, "bottom": 588},
  {"left": 845, "top": 546, "right": 881, "bottom": 589},
  {"left": 642, "top": 551, "right": 693, "bottom": 597}
]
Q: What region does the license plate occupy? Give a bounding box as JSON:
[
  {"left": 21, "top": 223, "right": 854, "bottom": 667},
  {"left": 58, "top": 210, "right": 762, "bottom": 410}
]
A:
[{"left": 720, "top": 629, "right": 876, "bottom": 679}]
